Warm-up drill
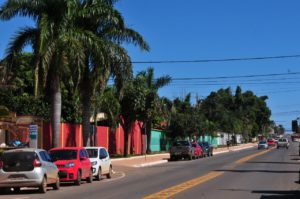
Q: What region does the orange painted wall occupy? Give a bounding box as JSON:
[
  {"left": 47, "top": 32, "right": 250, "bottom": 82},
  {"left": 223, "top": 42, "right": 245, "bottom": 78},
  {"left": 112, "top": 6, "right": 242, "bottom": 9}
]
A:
[{"left": 42, "top": 122, "right": 144, "bottom": 155}]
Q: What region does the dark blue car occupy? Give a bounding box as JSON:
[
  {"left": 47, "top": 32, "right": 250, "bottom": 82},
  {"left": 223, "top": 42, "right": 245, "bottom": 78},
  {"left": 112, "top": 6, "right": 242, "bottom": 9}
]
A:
[{"left": 198, "top": 142, "right": 213, "bottom": 157}]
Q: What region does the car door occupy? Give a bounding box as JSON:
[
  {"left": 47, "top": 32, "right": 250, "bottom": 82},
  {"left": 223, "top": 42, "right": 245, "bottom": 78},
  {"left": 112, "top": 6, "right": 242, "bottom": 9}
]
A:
[
  {"left": 39, "top": 151, "right": 56, "bottom": 183},
  {"left": 99, "top": 148, "right": 109, "bottom": 173},
  {"left": 80, "top": 149, "right": 90, "bottom": 177}
]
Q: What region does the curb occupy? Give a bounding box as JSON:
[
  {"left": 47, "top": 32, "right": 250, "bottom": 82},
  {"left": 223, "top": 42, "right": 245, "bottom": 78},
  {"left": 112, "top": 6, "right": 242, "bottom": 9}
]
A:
[
  {"left": 111, "top": 153, "right": 169, "bottom": 162},
  {"left": 133, "top": 160, "right": 168, "bottom": 168}
]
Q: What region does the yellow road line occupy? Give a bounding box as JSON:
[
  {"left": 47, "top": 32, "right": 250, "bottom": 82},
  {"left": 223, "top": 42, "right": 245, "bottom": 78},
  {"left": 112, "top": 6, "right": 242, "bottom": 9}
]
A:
[
  {"left": 143, "top": 171, "right": 224, "bottom": 199},
  {"left": 143, "top": 147, "right": 274, "bottom": 199},
  {"left": 235, "top": 148, "right": 274, "bottom": 164}
]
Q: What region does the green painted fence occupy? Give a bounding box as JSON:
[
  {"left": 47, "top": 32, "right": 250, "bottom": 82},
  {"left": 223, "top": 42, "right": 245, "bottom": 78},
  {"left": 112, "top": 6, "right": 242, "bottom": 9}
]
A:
[
  {"left": 198, "top": 135, "right": 219, "bottom": 147},
  {"left": 150, "top": 130, "right": 170, "bottom": 152}
]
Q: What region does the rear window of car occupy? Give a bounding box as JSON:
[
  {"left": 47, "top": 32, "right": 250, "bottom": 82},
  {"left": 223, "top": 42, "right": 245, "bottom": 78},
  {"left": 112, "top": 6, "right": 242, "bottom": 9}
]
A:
[
  {"left": 259, "top": 141, "right": 266, "bottom": 144},
  {"left": 267, "top": 139, "right": 273, "bottom": 142},
  {"left": 278, "top": 138, "right": 287, "bottom": 142},
  {"left": 2, "top": 151, "right": 36, "bottom": 172},
  {"left": 50, "top": 150, "right": 78, "bottom": 161},
  {"left": 173, "top": 141, "right": 190, "bottom": 146}
]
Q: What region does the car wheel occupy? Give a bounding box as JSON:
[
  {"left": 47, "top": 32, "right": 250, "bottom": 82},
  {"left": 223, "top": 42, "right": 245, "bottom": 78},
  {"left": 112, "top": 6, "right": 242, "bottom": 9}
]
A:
[
  {"left": 86, "top": 169, "right": 93, "bottom": 183},
  {"left": 38, "top": 177, "right": 47, "bottom": 193},
  {"left": 96, "top": 167, "right": 102, "bottom": 181},
  {"left": 106, "top": 165, "right": 112, "bottom": 179},
  {"left": 75, "top": 170, "right": 81, "bottom": 186},
  {"left": 0, "top": 187, "right": 11, "bottom": 194},
  {"left": 14, "top": 187, "right": 20, "bottom": 193},
  {"left": 52, "top": 175, "right": 60, "bottom": 190}
]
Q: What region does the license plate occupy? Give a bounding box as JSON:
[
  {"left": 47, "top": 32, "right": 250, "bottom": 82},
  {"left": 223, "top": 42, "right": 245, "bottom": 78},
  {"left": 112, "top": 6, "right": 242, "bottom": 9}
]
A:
[{"left": 9, "top": 177, "right": 25, "bottom": 181}]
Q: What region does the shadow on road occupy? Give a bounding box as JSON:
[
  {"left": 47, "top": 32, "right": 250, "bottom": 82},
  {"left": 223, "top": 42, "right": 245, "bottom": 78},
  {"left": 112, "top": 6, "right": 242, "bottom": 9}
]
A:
[
  {"left": 215, "top": 169, "right": 299, "bottom": 174},
  {"left": 252, "top": 190, "right": 300, "bottom": 199},
  {"left": 246, "top": 161, "right": 300, "bottom": 165}
]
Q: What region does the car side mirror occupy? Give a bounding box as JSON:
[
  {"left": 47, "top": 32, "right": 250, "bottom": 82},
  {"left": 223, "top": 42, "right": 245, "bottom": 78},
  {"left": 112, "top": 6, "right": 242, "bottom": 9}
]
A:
[{"left": 80, "top": 157, "right": 87, "bottom": 161}]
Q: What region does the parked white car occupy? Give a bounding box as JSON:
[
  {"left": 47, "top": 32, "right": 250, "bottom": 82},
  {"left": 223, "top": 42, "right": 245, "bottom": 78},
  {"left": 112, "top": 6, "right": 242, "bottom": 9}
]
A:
[{"left": 85, "top": 147, "right": 112, "bottom": 180}]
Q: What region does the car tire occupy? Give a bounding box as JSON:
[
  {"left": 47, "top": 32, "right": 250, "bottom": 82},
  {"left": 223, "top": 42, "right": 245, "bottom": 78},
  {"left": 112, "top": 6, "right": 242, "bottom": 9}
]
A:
[
  {"left": 52, "top": 175, "right": 60, "bottom": 190},
  {"left": 106, "top": 165, "right": 112, "bottom": 179},
  {"left": 87, "top": 169, "right": 93, "bottom": 183},
  {"left": 75, "top": 170, "right": 81, "bottom": 186},
  {"left": 0, "top": 187, "right": 11, "bottom": 194},
  {"left": 38, "top": 177, "right": 47, "bottom": 193},
  {"left": 96, "top": 167, "right": 102, "bottom": 181},
  {"left": 14, "top": 187, "right": 20, "bottom": 193}
]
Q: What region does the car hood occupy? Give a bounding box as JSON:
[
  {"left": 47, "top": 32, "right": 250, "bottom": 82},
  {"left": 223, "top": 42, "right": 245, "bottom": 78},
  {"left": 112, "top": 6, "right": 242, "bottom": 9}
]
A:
[{"left": 88, "top": 158, "right": 99, "bottom": 162}]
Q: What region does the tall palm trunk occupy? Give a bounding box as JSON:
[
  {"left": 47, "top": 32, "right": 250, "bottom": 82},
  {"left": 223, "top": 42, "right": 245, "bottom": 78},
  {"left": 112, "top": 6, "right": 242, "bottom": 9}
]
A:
[
  {"left": 51, "top": 72, "right": 61, "bottom": 148},
  {"left": 81, "top": 70, "right": 91, "bottom": 147},
  {"left": 121, "top": 121, "right": 131, "bottom": 157},
  {"left": 146, "top": 121, "right": 152, "bottom": 154}
]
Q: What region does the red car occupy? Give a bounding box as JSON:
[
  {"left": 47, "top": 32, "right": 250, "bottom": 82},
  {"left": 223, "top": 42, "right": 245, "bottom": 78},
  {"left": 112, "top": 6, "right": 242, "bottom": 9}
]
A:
[
  {"left": 49, "top": 147, "right": 93, "bottom": 185},
  {"left": 267, "top": 138, "right": 276, "bottom": 147},
  {"left": 191, "top": 142, "right": 203, "bottom": 159}
]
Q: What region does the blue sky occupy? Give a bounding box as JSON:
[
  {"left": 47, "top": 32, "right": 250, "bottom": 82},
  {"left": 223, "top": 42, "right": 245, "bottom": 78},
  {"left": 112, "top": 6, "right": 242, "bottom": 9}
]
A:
[{"left": 1, "top": 0, "right": 300, "bottom": 131}]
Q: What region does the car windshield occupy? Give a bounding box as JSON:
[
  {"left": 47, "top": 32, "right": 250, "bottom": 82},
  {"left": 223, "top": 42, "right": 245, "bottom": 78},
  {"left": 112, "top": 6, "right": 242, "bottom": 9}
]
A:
[
  {"left": 173, "top": 141, "right": 190, "bottom": 146},
  {"left": 259, "top": 141, "right": 266, "bottom": 144},
  {"left": 50, "top": 150, "right": 78, "bottom": 161},
  {"left": 86, "top": 149, "right": 98, "bottom": 158}
]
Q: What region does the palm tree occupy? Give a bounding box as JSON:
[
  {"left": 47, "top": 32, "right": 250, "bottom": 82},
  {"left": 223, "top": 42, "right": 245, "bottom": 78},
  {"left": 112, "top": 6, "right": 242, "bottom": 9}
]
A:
[
  {"left": 76, "top": 0, "right": 149, "bottom": 146},
  {"left": 136, "top": 67, "right": 171, "bottom": 153},
  {"left": 0, "top": 0, "right": 102, "bottom": 147}
]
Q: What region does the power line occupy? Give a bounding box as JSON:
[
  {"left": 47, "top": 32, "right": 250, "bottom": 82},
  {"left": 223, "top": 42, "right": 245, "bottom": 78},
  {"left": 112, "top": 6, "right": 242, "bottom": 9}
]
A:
[
  {"left": 171, "top": 71, "right": 300, "bottom": 80},
  {"left": 131, "top": 54, "right": 300, "bottom": 64}
]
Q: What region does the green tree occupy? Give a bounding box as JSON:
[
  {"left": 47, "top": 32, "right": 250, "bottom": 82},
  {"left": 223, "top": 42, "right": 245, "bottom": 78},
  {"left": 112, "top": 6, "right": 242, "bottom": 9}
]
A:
[
  {"left": 0, "top": 0, "right": 103, "bottom": 147},
  {"left": 135, "top": 67, "right": 171, "bottom": 153}
]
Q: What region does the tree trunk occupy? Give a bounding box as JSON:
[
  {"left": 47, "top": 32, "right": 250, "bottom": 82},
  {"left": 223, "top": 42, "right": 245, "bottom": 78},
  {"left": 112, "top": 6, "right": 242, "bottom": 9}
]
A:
[
  {"left": 124, "top": 127, "right": 129, "bottom": 157},
  {"left": 81, "top": 87, "right": 91, "bottom": 147},
  {"left": 146, "top": 121, "right": 152, "bottom": 154},
  {"left": 108, "top": 126, "right": 116, "bottom": 154},
  {"left": 34, "top": 61, "right": 39, "bottom": 98},
  {"left": 81, "top": 70, "right": 91, "bottom": 147},
  {"left": 51, "top": 73, "right": 61, "bottom": 148}
]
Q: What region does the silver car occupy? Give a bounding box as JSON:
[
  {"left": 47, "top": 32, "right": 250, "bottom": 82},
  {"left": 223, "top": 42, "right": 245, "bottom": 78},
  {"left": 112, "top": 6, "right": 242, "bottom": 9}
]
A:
[
  {"left": 277, "top": 138, "right": 289, "bottom": 149},
  {"left": 257, "top": 140, "right": 269, "bottom": 149},
  {"left": 0, "top": 148, "right": 60, "bottom": 193}
]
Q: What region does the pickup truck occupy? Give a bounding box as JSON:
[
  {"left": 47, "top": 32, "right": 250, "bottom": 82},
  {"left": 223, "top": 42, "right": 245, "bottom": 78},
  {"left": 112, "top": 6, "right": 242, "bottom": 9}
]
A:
[{"left": 170, "top": 140, "right": 195, "bottom": 161}]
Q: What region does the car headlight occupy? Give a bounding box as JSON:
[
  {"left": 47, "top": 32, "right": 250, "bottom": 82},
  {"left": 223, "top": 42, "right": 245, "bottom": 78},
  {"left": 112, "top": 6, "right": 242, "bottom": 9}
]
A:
[
  {"left": 65, "top": 162, "right": 75, "bottom": 168},
  {"left": 92, "top": 161, "right": 97, "bottom": 166}
]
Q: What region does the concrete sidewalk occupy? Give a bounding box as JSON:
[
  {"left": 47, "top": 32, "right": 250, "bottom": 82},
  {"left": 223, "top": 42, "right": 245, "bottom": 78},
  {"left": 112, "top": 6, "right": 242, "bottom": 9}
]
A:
[{"left": 112, "top": 143, "right": 257, "bottom": 168}]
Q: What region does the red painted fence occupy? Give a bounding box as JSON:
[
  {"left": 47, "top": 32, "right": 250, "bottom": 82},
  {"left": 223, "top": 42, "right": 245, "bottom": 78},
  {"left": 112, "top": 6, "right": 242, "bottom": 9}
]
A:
[{"left": 42, "top": 121, "right": 146, "bottom": 155}]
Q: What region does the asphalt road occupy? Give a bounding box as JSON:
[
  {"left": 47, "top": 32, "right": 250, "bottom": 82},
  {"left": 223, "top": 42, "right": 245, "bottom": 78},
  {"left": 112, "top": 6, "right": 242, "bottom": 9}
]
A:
[{"left": 1, "top": 142, "right": 299, "bottom": 199}]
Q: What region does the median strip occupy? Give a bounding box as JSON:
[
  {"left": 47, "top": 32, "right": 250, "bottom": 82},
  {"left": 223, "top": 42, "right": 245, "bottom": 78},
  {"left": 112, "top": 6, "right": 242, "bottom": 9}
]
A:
[{"left": 143, "top": 171, "right": 224, "bottom": 199}]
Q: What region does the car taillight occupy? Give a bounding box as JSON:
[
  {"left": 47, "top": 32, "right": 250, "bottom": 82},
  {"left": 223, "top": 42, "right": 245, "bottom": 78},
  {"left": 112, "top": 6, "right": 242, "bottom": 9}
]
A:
[
  {"left": 33, "top": 159, "right": 42, "bottom": 167},
  {"left": 0, "top": 161, "right": 3, "bottom": 169}
]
